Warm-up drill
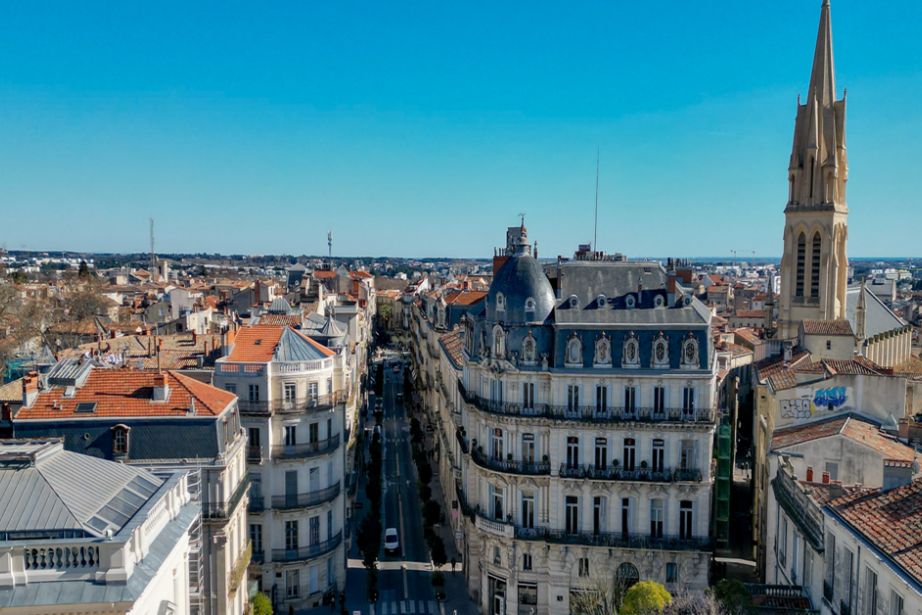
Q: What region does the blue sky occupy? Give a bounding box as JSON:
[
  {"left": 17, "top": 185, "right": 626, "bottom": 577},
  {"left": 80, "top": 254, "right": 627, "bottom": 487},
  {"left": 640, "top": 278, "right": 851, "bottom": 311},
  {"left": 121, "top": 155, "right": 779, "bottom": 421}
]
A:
[{"left": 1, "top": 1, "right": 920, "bottom": 259}]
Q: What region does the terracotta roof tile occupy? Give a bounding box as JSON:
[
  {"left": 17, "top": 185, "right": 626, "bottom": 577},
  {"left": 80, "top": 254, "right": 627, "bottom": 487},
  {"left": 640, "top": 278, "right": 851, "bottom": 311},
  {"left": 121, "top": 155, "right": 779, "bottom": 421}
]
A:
[
  {"left": 733, "top": 310, "right": 765, "bottom": 318},
  {"left": 802, "top": 319, "right": 854, "bottom": 336},
  {"left": 444, "top": 290, "right": 488, "bottom": 306},
  {"left": 828, "top": 478, "right": 922, "bottom": 585},
  {"left": 16, "top": 369, "right": 235, "bottom": 419},
  {"left": 772, "top": 415, "right": 918, "bottom": 462},
  {"left": 439, "top": 330, "right": 465, "bottom": 368}
]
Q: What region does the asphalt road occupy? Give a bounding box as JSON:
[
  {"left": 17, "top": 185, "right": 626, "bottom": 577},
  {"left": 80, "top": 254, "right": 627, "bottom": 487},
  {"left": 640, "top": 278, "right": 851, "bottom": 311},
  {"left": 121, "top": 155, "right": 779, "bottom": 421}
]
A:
[{"left": 377, "top": 361, "right": 437, "bottom": 615}]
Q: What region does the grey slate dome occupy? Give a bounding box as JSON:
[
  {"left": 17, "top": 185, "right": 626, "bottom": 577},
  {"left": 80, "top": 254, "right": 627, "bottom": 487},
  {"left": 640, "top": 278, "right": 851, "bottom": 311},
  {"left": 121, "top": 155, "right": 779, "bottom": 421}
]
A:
[{"left": 486, "top": 255, "right": 555, "bottom": 324}]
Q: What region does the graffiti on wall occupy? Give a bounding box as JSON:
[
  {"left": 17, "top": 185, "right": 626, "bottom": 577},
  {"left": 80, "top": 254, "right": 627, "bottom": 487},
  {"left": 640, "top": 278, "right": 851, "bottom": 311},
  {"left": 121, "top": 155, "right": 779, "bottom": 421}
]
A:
[{"left": 779, "top": 387, "right": 850, "bottom": 419}]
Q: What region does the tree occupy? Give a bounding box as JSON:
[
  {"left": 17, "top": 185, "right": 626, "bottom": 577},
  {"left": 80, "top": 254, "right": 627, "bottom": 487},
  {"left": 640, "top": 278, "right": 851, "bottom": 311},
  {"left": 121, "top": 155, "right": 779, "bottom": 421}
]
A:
[
  {"left": 569, "top": 573, "right": 621, "bottom": 615},
  {"left": 621, "top": 581, "right": 673, "bottom": 615},
  {"left": 378, "top": 303, "right": 392, "bottom": 326},
  {"left": 711, "top": 580, "right": 753, "bottom": 615},
  {"left": 77, "top": 261, "right": 91, "bottom": 279},
  {"left": 252, "top": 592, "right": 274, "bottom": 615}
]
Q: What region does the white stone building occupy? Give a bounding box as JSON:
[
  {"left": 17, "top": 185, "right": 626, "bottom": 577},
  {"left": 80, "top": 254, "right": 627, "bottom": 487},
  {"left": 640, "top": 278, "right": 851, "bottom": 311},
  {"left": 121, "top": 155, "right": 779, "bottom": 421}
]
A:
[
  {"left": 416, "top": 224, "right": 718, "bottom": 615},
  {"left": 214, "top": 324, "right": 346, "bottom": 610},
  {"left": 0, "top": 438, "right": 199, "bottom": 614}
]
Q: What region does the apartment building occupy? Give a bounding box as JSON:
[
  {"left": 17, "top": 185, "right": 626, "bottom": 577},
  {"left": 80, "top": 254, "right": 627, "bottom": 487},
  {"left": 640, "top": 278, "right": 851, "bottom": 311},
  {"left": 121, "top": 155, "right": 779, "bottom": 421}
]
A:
[
  {"left": 10, "top": 361, "right": 250, "bottom": 615},
  {"left": 214, "top": 325, "right": 346, "bottom": 611},
  {"left": 413, "top": 224, "right": 718, "bottom": 615},
  {"left": 0, "top": 438, "right": 199, "bottom": 614}
]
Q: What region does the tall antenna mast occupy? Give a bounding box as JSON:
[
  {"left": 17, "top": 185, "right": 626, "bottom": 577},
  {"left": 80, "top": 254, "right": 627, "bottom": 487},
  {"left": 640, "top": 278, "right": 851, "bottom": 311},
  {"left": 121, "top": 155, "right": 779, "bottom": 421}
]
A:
[
  {"left": 327, "top": 230, "right": 333, "bottom": 269},
  {"left": 593, "top": 147, "right": 600, "bottom": 259},
  {"left": 149, "top": 218, "right": 156, "bottom": 275}
]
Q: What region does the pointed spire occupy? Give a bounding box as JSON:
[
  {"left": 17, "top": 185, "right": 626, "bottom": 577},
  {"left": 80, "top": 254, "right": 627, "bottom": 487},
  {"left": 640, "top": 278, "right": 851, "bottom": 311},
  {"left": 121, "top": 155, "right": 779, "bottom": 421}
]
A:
[{"left": 808, "top": 0, "right": 836, "bottom": 108}]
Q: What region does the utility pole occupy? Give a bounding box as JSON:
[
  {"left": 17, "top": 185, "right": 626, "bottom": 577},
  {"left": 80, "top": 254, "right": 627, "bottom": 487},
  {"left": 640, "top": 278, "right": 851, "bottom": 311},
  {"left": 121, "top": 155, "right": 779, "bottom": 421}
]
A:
[
  {"left": 593, "top": 147, "right": 600, "bottom": 259},
  {"left": 751, "top": 251, "right": 756, "bottom": 269},
  {"left": 730, "top": 250, "right": 738, "bottom": 268}
]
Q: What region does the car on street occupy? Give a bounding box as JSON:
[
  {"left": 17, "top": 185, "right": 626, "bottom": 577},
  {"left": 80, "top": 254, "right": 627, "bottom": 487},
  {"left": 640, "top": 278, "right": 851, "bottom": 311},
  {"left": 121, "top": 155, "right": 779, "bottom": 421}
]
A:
[
  {"left": 396, "top": 392, "right": 403, "bottom": 403},
  {"left": 373, "top": 424, "right": 382, "bottom": 440},
  {"left": 385, "top": 528, "right": 399, "bottom": 555}
]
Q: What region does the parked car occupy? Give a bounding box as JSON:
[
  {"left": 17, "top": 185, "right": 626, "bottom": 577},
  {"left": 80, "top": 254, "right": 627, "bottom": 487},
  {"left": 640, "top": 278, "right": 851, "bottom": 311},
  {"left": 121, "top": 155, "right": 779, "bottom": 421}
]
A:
[{"left": 385, "top": 528, "right": 399, "bottom": 555}]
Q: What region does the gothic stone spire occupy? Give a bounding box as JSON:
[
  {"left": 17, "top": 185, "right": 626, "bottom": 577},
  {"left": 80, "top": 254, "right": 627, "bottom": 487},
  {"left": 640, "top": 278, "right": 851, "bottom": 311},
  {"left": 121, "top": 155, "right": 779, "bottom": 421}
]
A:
[{"left": 787, "top": 0, "right": 847, "bottom": 214}]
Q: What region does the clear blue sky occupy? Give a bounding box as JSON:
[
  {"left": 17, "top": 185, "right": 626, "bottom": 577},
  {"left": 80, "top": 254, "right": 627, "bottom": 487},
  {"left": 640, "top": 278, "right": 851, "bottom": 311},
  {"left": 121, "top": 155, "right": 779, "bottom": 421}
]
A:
[{"left": 2, "top": 1, "right": 920, "bottom": 259}]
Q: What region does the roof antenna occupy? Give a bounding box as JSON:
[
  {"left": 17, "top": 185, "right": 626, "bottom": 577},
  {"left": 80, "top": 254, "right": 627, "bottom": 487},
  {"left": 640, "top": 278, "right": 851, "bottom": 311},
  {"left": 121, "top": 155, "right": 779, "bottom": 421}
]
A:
[
  {"left": 327, "top": 230, "right": 333, "bottom": 270},
  {"left": 593, "top": 147, "right": 600, "bottom": 260}
]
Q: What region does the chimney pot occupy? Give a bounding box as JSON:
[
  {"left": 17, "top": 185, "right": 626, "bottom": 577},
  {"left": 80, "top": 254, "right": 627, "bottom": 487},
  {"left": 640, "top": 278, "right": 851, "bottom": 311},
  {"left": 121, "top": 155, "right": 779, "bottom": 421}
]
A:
[
  {"left": 806, "top": 466, "right": 814, "bottom": 482},
  {"left": 822, "top": 471, "right": 830, "bottom": 484}
]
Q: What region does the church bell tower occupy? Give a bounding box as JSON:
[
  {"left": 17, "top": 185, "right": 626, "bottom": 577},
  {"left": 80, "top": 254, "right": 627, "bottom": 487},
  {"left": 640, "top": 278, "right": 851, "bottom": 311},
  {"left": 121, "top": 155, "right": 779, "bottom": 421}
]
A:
[{"left": 779, "top": 0, "right": 849, "bottom": 339}]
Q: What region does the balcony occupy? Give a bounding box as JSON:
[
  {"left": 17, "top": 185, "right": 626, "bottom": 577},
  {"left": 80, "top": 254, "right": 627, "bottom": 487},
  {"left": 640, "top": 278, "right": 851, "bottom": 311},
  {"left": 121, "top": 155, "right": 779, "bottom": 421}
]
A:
[
  {"left": 268, "top": 482, "right": 341, "bottom": 512},
  {"left": 773, "top": 463, "right": 825, "bottom": 550},
  {"left": 459, "top": 381, "right": 714, "bottom": 424},
  {"left": 238, "top": 392, "right": 344, "bottom": 417},
  {"left": 559, "top": 463, "right": 684, "bottom": 483},
  {"left": 471, "top": 448, "right": 550, "bottom": 476},
  {"left": 202, "top": 472, "right": 250, "bottom": 519},
  {"left": 513, "top": 525, "right": 712, "bottom": 553},
  {"left": 271, "top": 434, "right": 340, "bottom": 460},
  {"left": 271, "top": 531, "right": 343, "bottom": 563},
  {"left": 252, "top": 550, "right": 265, "bottom": 565},
  {"left": 247, "top": 445, "right": 262, "bottom": 462}
]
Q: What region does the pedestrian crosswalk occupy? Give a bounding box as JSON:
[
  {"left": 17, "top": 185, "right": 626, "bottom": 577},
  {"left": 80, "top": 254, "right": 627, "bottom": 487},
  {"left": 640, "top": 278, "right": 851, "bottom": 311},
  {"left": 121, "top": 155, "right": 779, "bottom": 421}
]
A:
[
  {"left": 375, "top": 591, "right": 438, "bottom": 615},
  {"left": 378, "top": 599, "right": 438, "bottom": 614}
]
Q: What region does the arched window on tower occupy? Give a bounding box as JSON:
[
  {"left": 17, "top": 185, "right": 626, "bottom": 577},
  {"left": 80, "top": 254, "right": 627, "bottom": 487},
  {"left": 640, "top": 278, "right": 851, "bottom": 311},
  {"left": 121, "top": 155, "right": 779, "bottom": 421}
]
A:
[
  {"left": 795, "top": 233, "right": 806, "bottom": 297},
  {"left": 811, "top": 232, "right": 822, "bottom": 297},
  {"left": 789, "top": 175, "right": 796, "bottom": 202}
]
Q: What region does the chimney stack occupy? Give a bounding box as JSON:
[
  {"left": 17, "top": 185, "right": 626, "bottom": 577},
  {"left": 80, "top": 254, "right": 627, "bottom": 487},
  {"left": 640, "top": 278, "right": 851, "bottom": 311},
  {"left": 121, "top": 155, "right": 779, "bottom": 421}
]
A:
[
  {"left": 828, "top": 480, "right": 844, "bottom": 499},
  {"left": 21, "top": 371, "right": 39, "bottom": 408},
  {"left": 152, "top": 374, "right": 170, "bottom": 402}
]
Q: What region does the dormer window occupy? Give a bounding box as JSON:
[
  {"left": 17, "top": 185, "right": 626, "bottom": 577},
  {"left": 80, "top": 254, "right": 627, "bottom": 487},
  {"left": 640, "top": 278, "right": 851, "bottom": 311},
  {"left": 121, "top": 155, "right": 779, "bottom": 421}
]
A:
[
  {"left": 597, "top": 295, "right": 607, "bottom": 308},
  {"left": 492, "top": 325, "right": 505, "bottom": 359},
  {"left": 496, "top": 293, "right": 506, "bottom": 313},
  {"left": 112, "top": 425, "right": 130, "bottom": 456},
  {"left": 625, "top": 294, "right": 636, "bottom": 309},
  {"left": 568, "top": 295, "right": 579, "bottom": 309},
  {"left": 565, "top": 333, "right": 583, "bottom": 367},
  {"left": 594, "top": 334, "right": 612, "bottom": 367},
  {"left": 622, "top": 333, "right": 640, "bottom": 368},
  {"left": 652, "top": 333, "right": 669, "bottom": 368},
  {"left": 524, "top": 297, "right": 536, "bottom": 312},
  {"left": 522, "top": 332, "right": 537, "bottom": 365},
  {"left": 654, "top": 294, "right": 665, "bottom": 308},
  {"left": 681, "top": 335, "right": 700, "bottom": 370}
]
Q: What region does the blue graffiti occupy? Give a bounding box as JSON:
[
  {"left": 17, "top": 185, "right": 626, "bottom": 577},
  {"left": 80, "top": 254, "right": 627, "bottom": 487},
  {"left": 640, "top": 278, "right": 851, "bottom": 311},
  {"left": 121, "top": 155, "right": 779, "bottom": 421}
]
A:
[{"left": 814, "top": 387, "right": 847, "bottom": 408}]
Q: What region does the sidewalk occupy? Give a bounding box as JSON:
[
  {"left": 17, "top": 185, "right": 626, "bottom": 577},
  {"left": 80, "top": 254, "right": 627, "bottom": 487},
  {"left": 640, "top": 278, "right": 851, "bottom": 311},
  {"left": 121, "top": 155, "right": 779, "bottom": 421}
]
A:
[{"left": 426, "top": 453, "right": 478, "bottom": 615}]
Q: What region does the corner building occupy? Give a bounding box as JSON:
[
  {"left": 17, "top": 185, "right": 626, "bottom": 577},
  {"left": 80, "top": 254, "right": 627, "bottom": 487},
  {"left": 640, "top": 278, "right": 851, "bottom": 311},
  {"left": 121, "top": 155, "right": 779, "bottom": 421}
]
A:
[
  {"left": 214, "top": 324, "right": 346, "bottom": 610},
  {"left": 454, "top": 227, "right": 717, "bottom": 615}
]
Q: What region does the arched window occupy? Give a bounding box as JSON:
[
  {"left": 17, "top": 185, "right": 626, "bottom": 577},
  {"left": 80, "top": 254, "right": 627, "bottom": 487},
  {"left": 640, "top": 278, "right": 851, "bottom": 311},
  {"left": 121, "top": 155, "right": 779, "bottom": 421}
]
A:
[
  {"left": 492, "top": 325, "right": 505, "bottom": 359},
  {"left": 594, "top": 335, "right": 611, "bottom": 366},
  {"left": 652, "top": 334, "right": 669, "bottom": 368},
  {"left": 522, "top": 335, "right": 537, "bottom": 365},
  {"left": 789, "top": 175, "right": 796, "bottom": 202},
  {"left": 496, "top": 292, "right": 505, "bottom": 313},
  {"left": 616, "top": 562, "right": 640, "bottom": 590},
  {"left": 682, "top": 336, "right": 699, "bottom": 369},
  {"left": 795, "top": 233, "right": 806, "bottom": 297},
  {"left": 566, "top": 335, "right": 583, "bottom": 366},
  {"left": 810, "top": 232, "right": 822, "bottom": 297},
  {"left": 622, "top": 334, "right": 640, "bottom": 368},
  {"left": 112, "top": 425, "right": 130, "bottom": 456}
]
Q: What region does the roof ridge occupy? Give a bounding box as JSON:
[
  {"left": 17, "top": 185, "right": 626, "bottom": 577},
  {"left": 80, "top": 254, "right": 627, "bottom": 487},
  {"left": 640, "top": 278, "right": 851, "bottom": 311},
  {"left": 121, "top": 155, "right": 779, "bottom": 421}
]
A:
[
  {"left": 288, "top": 326, "right": 336, "bottom": 358},
  {"left": 34, "top": 456, "right": 101, "bottom": 536}
]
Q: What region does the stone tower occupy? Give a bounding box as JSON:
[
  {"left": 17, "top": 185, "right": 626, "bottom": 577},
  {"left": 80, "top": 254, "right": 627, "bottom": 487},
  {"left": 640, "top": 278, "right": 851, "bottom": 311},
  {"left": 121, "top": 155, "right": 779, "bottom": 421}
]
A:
[{"left": 779, "top": 0, "right": 849, "bottom": 339}]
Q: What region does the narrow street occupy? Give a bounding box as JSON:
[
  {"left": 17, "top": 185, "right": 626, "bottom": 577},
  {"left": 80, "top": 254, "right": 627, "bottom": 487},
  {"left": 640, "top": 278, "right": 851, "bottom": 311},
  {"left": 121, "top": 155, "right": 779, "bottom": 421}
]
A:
[{"left": 345, "top": 355, "right": 439, "bottom": 615}]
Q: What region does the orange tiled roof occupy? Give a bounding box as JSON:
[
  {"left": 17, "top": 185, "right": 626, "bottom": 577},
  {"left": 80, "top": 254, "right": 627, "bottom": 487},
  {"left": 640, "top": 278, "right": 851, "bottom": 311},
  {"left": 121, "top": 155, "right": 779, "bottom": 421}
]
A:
[
  {"left": 772, "top": 415, "right": 918, "bottom": 462},
  {"left": 350, "top": 271, "right": 373, "bottom": 279},
  {"left": 733, "top": 310, "right": 765, "bottom": 318},
  {"left": 256, "top": 314, "right": 302, "bottom": 327},
  {"left": 802, "top": 319, "right": 854, "bottom": 336},
  {"left": 16, "top": 370, "right": 235, "bottom": 419},
  {"left": 439, "top": 330, "right": 465, "bottom": 368},
  {"left": 313, "top": 270, "right": 337, "bottom": 279},
  {"left": 444, "top": 290, "right": 488, "bottom": 306},
  {"left": 828, "top": 478, "right": 922, "bottom": 585},
  {"left": 225, "top": 325, "right": 335, "bottom": 363}
]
